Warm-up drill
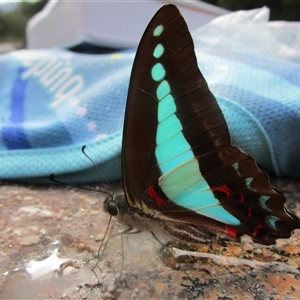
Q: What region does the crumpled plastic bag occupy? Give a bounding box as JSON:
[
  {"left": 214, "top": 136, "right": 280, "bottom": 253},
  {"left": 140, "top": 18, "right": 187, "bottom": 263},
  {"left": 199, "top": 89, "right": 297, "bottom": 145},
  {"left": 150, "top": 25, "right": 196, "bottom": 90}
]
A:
[
  {"left": 193, "top": 7, "right": 300, "bottom": 63},
  {"left": 191, "top": 7, "right": 300, "bottom": 179}
]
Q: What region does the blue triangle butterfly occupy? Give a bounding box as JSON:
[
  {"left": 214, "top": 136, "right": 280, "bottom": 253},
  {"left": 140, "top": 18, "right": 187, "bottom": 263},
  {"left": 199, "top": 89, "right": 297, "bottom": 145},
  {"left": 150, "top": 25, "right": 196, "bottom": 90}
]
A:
[{"left": 105, "top": 4, "right": 300, "bottom": 245}]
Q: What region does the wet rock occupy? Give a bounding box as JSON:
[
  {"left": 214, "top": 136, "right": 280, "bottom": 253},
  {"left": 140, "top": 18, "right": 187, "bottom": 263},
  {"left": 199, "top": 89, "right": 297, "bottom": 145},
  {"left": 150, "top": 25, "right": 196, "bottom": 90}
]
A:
[
  {"left": 0, "top": 179, "right": 299, "bottom": 299},
  {"left": 20, "top": 235, "right": 40, "bottom": 246}
]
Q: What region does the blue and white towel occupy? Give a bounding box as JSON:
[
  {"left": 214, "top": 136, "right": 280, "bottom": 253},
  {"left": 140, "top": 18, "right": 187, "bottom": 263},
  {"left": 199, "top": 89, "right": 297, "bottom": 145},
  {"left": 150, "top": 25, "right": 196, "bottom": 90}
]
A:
[{"left": 0, "top": 8, "right": 299, "bottom": 183}]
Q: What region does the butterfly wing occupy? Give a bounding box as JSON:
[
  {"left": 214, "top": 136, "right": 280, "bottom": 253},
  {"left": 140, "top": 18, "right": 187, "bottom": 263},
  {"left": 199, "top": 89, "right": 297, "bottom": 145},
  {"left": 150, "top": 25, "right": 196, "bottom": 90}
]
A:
[
  {"left": 122, "top": 4, "right": 300, "bottom": 245},
  {"left": 122, "top": 5, "right": 224, "bottom": 204}
]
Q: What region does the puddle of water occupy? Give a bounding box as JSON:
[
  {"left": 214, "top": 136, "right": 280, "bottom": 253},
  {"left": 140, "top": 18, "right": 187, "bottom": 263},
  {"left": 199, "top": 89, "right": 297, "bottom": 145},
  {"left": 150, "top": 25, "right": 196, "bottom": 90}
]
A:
[
  {"left": 25, "top": 248, "right": 71, "bottom": 279},
  {"left": 0, "top": 231, "right": 165, "bottom": 299}
]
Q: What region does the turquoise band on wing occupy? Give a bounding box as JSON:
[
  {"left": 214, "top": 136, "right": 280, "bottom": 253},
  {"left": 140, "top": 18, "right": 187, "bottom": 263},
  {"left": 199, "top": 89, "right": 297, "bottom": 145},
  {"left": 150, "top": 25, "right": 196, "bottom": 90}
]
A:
[
  {"left": 152, "top": 63, "right": 166, "bottom": 82},
  {"left": 151, "top": 23, "right": 240, "bottom": 226},
  {"left": 153, "top": 25, "right": 164, "bottom": 37},
  {"left": 153, "top": 44, "right": 164, "bottom": 58}
]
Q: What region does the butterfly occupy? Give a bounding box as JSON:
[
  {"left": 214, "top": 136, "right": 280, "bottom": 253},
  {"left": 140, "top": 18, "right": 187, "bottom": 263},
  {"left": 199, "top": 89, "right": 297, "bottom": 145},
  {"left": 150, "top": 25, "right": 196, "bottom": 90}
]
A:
[{"left": 104, "top": 4, "right": 300, "bottom": 246}]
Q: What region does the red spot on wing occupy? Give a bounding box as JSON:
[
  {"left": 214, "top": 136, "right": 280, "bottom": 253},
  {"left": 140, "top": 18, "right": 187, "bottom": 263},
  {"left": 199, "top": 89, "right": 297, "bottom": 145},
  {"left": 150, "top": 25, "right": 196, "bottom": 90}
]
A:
[
  {"left": 240, "top": 194, "right": 245, "bottom": 203},
  {"left": 147, "top": 184, "right": 167, "bottom": 207},
  {"left": 212, "top": 184, "right": 231, "bottom": 197},
  {"left": 225, "top": 225, "right": 239, "bottom": 238},
  {"left": 252, "top": 224, "right": 263, "bottom": 237},
  {"left": 248, "top": 207, "right": 252, "bottom": 217}
]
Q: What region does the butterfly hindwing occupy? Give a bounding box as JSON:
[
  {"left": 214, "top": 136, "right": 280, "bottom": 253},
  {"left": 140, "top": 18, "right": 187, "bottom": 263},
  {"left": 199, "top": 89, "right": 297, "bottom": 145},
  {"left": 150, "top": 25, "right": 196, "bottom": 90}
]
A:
[{"left": 122, "top": 4, "right": 300, "bottom": 245}]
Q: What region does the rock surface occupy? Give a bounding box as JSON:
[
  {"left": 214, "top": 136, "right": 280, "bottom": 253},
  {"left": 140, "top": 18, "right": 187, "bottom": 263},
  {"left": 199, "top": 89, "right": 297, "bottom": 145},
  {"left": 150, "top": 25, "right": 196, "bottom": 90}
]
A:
[{"left": 0, "top": 178, "right": 299, "bottom": 299}]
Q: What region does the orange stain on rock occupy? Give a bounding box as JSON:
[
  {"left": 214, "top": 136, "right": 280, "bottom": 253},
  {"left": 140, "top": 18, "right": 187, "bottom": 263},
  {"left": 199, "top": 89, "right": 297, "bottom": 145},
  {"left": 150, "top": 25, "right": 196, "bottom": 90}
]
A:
[{"left": 268, "top": 273, "right": 300, "bottom": 298}]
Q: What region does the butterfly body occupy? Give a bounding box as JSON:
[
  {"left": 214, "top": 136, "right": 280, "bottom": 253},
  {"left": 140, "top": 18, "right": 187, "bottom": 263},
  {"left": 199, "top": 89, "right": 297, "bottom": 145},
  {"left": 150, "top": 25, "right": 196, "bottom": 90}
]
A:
[
  {"left": 105, "top": 4, "right": 300, "bottom": 246},
  {"left": 105, "top": 193, "right": 217, "bottom": 244}
]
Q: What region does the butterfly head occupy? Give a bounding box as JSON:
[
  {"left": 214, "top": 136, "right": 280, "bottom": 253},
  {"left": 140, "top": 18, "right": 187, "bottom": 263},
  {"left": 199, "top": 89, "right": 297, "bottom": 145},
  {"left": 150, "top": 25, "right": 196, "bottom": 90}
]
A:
[
  {"left": 103, "top": 194, "right": 125, "bottom": 217},
  {"left": 104, "top": 197, "right": 119, "bottom": 216}
]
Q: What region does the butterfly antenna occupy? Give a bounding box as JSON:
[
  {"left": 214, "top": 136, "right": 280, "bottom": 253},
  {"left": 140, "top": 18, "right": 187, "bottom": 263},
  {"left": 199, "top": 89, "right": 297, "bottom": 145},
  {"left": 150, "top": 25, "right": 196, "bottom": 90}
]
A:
[
  {"left": 49, "top": 174, "right": 113, "bottom": 199},
  {"left": 81, "top": 145, "right": 111, "bottom": 186}
]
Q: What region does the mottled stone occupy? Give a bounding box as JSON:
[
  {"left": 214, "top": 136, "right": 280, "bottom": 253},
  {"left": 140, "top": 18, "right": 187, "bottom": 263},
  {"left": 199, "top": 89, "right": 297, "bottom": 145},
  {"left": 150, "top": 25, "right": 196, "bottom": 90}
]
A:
[
  {"left": 20, "top": 235, "right": 40, "bottom": 246},
  {"left": 0, "top": 179, "right": 299, "bottom": 299}
]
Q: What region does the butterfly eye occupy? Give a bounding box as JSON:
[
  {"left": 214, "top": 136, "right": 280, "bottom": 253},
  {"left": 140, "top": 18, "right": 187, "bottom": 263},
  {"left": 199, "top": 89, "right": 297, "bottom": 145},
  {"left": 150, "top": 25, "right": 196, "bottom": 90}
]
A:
[{"left": 107, "top": 201, "right": 119, "bottom": 216}]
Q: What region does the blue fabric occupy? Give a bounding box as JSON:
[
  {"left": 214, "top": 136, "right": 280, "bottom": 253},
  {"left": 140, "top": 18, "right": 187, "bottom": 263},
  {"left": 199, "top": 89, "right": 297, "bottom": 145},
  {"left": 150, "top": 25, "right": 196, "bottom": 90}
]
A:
[{"left": 0, "top": 48, "right": 299, "bottom": 182}]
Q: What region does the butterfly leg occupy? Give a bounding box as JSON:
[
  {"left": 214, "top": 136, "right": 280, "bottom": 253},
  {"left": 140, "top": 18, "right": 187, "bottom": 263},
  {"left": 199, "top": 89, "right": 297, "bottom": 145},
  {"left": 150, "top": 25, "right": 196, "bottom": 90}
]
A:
[
  {"left": 118, "top": 227, "right": 142, "bottom": 278},
  {"left": 106, "top": 226, "right": 141, "bottom": 238}
]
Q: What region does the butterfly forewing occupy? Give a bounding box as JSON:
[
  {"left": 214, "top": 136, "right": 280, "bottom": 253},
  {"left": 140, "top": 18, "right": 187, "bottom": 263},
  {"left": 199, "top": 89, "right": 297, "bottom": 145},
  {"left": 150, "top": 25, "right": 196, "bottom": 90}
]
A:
[{"left": 123, "top": 5, "right": 228, "bottom": 203}]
